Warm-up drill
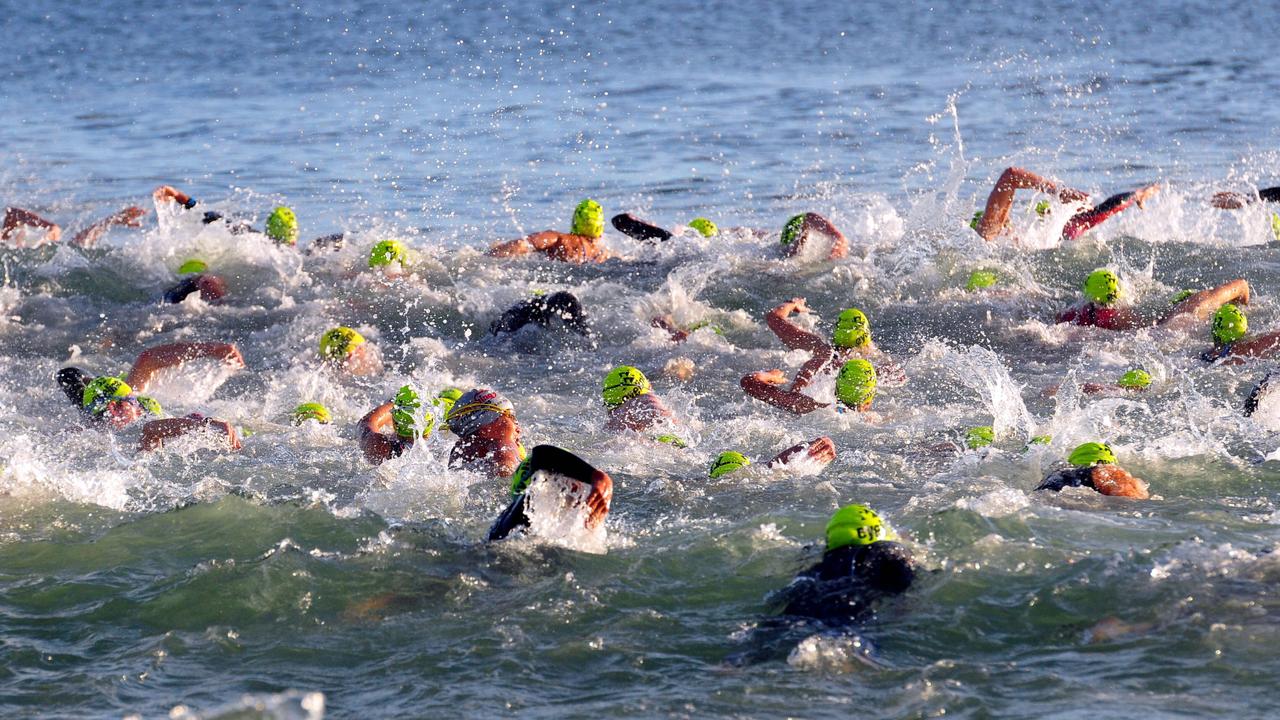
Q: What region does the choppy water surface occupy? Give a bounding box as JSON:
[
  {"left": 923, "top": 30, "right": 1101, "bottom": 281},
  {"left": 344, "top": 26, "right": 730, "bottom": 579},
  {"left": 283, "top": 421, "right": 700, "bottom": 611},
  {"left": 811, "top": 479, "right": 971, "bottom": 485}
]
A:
[{"left": 4, "top": 1, "right": 1280, "bottom": 718}]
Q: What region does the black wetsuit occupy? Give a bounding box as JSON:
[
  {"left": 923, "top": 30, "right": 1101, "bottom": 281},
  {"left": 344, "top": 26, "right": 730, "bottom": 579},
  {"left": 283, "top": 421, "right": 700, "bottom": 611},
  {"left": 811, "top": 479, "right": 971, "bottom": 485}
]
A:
[
  {"left": 487, "top": 445, "right": 603, "bottom": 542},
  {"left": 56, "top": 367, "right": 92, "bottom": 408},
  {"left": 1036, "top": 466, "right": 1098, "bottom": 492},
  {"left": 611, "top": 213, "right": 672, "bottom": 242},
  {"left": 1245, "top": 368, "right": 1280, "bottom": 417},
  {"left": 775, "top": 541, "right": 916, "bottom": 624},
  {"left": 1259, "top": 187, "right": 1280, "bottom": 203},
  {"left": 490, "top": 291, "right": 590, "bottom": 337}
]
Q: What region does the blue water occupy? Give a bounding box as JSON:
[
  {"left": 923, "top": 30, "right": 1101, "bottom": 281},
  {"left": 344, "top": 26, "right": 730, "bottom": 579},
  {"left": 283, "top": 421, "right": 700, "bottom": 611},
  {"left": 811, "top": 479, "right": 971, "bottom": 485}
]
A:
[{"left": 5, "top": 1, "right": 1280, "bottom": 718}]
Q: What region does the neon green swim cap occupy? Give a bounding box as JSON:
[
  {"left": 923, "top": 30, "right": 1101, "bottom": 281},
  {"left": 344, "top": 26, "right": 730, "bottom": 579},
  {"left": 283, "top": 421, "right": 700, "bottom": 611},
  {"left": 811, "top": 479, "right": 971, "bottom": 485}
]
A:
[
  {"left": 708, "top": 451, "right": 751, "bottom": 479},
  {"left": 178, "top": 259, "right": 208, "bottom": 275},
  {"left": 292, "top": 402, "right": 331, "bottom": 425},
  {"left": 780, "top": 214, "right": 806, "bottom": 245},
  {"left": 391, "top": 385, "right": 431, "bottom": 439},
  {"left": 1027, "top": 434, "right": 1052, "bottom": 446},
  {"left": 969, "top": 210, "right": 984, "bottom": 230},
  {"left": 1068, "top": 441, "right": 1116, "bottom": 467},
  {"left": 137, "top": 395, "right": 164, "bottom": 417},
  {"left": 688, "top": 218, "right": 719, "bottom": 237},
  {"left": 965, "top": 270, "right": 998, "bottom": 292},
  {"left": 319, "top": 327, "right": 365, "bottom": 361},
  {"left": 966, "top": 426, "right": 995, "bottom": 450},
  {"left": 369, "top": 239, "right": 408, "bottom": 269},
  {"left": 266, "top": 206, "right": 299, "bottom": 246},
  {"left": 832, "top": 308, "right": 872, "bottom": 349},
  {"left": 1272, "top": 213, "right": 1280, "bottom": 242},
  {"left": 1169, "top": 289, "right": 1196, "bottom": 305},
  {"left": 602, "top": 365, "right": 650, "bottom": 408},
  {"left": 1034, "top": 200, "right": 1051, "bottom": 217},
  {"left": 1117, "top": 369, "right": 1151, "bottom": 390},
  {"left": 835, "top": 359, "right": 877, "bottom": 409},
  {"left": 434, "top": 387, "right": 463, "bottom": 418},
  {"left": 655, "top": 433, "right": 688, "bottom": 449},
  {"left": 1083, "top": 269, "right": 1121, "bottom": 305},
  {"left": 509, "top": 458, "right": 534, "bottom": 496},
  {"left": 82, "top": 376, "right": 132, "bottom": 411},
  {"left": 826, "top": 504, "right": 891, "bottom": 551},
  {"left": 1212, "top": 303, "right": 1248, "bottom": 346},
  {"left": 571, "top": 199, "right": 604, "bottom": 238}
]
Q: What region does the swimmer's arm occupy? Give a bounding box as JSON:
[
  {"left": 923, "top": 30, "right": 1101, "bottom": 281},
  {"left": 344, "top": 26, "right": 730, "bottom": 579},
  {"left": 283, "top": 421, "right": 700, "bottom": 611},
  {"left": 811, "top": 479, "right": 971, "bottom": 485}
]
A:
[
  {"left": 790, "top": 345, "right": 832, "bottom": 392},
  {"left": 138, "top": 416, "right": 241, "bottom": 452},
  {"left": 1159, "top": 278, "right": 1249, "bottom": 323},
  {"left": 126, "top": 342, "right": 245, "bottom": 392},
  {"left": 152, "top": 185, "right": 195, "bottom": 207},
  {"left": 803, "top": 214, "right": 849, "bottom": 260},
  {"left": 765, "top": 298, "right": 827, "bottom": 352},
  {"left": 486, "top": 236, "right": 535, "bottom": 257},
  {"left": 976, "top": 168, "right": 1087, "bottom": 241},
  {"left": 526, "top": 444, "right": 613, "bottom": 529},
  {"left": 766, "top": 436, "right": 836, "bottom": 468},
  {"left": 1090, "top": 465, "right": 1149, "bottom": 499},
  {"left": 71, "top": 206, "right": 148, "bottom": 247},
  {"left": 2, "top": 206, "right": 61, "bottom": 243},
  {"left": 1223, "top": 330, "right": 1280, "bottom": 361},
  {"left": 358, "top": 402, "right": 407, "bottom": 464},
  {"left": 741, "top": 370, "right": 828, "bottom": 415}
]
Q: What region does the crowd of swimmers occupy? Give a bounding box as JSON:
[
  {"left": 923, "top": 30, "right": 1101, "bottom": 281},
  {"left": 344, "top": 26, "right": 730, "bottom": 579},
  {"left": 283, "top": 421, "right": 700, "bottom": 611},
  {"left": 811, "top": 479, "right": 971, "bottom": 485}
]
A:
[{"left": 11, "top": 165, "right": 1280, "bottom": 660}]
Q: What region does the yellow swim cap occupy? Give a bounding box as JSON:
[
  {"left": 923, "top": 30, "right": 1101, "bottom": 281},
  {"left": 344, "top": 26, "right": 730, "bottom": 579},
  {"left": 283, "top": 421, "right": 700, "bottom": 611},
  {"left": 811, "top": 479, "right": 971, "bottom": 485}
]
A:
[
  {"left": 319, "top": 327, "right": 365, "bottom": 361},
  {"left": 602, "top": 365, "right": 651, "bottom": 408},
  {"left": 826, "top": 504, "right": 892, "bottom": 551},
  {"left": 266, "top": 206, "right": 299, "bottom": 246},
  {"left": 369, "top": 239, "right": 409, "bottom": 269},
  {"left": 292, "top": 402, "right": 331, "bottom": 425},
  {"left": 832, "top": 308, "right": 871, "bottom": 349},
  {"left": 835, "top": 359, "right": 877, "bottom": 409},
  {"left": 708, "top": 451, "right": 751, "bottom": 478},
  {"left": 571, "top": 199, "right": 604, "bottom": 238}
]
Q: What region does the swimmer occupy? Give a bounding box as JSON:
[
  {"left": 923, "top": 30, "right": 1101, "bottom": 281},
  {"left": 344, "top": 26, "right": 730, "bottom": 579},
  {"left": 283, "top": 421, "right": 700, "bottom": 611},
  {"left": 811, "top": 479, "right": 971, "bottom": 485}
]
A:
[
  {"left": 490, "top": 290, "right": 591, "bottom": 337},
  {"left": 1056, "top": 269, "right": 1249, "bottom": 331},
  {"left": 707, "top": 436, "right": 837, "bottom": 479},
  {"left": 445, "top": 388, "right": 523, "bottom": 478},
  {"left": 318, "top": 327, "right": 383, "bottom": 376},
  {"left": 1042, "top": 368, "right": 1153, "bottom": 398},
  {"left": 1036, "top": 442, "right": 1149, "bottom": 499},
  {"left": 973, "top": 167, "right": 1159, "bottom": 242},
  {"left": 292, "top": 402, "right": 331, "bottom": 425},
  {"left": 358, "top": 385, "right": 444, "bottom": 464},
  {"left": 1210, "top": 186, "right": 1280, "bottom": 209},
  {"left": 650, "top": 315, "right": 722, "bottom": 344},
  {"left": 487, "top": 444, "right": 613, "bottom": 542},
  {"left": 2, "top": 203, "right": 147, "bottom": 248},
  {"left": 154, "top": 185, "right": 344, "bottom": 251},
  {"left": 162, "top": 259, "right": 227, "bottom": 304},
  {"left": 610, "top": 213, "right": 720, "bottom": 242},
  {"left": 741, "top": 297, "right": 891, "bottom": 413},
  {"left": 1199, "top": 303, "right": 1280, "bottom": 363},
  {"left": 778, "top": 212, "right": 848, "bottom": 260},
  {"left": 487, "top": 198, "right": 613, "bottom": 263},
  {"left": 773, "top": 504, "right": 916, "bottom": 623},
  {"left": 602, "top": 365, "right": 675, "bottom": 432},
  {"left": 742, "top": 358, "right": 877, "bottom": 416},
  {"left": 55, "top": 368, "right": 241, "bottom": 451}
]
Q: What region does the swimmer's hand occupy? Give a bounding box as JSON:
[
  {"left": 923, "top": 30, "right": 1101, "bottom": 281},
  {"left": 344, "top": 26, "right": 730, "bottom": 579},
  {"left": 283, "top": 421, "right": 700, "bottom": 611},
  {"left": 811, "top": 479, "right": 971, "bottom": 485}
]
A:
[
  {"left": 111, "top": 206, "right": 148, "bottom": 228},
  {"left": 781, "top": 297, "right": 810, "bottom": 315},
  {"left": 138, "top": 416, "right": 242, "bottom": 452},
  {"left": 1132, "top": 183, "right": 1161, "bottom": 209},
  {"left": 755, "top": 369, "right": 788, "bottom": 386},
  {"left": 152, "top": 185, "right": 194, "bottom": 206}
]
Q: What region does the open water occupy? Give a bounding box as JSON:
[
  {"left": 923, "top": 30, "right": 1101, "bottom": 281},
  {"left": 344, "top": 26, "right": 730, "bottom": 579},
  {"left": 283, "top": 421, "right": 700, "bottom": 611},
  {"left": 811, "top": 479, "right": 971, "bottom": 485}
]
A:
[{"left": 3, "top": 1, "right": 1280, "bottom": 717}]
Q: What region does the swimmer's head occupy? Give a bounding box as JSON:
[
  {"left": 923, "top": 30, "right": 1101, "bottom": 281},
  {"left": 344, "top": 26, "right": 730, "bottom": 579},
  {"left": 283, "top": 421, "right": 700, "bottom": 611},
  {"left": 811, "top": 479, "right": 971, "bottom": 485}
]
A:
[
  {"left": 446, "top": 388, "right": 515, "bottom": 437},
  {"left": 392, "top": 385, "right": 424, "bottom": 439},
  {"left": 602, "top": 365, "right": 651, "bottom": 408},
  {"left": 137, "top": 395, "right": 163, "bottom": 417},
  {"left": 655, "top": 433, "right": 688, "bottom": 449},
  {"left": 265, "top": 206, "right": 299, "bottom": 246},
  {"left": 1117, "top": 368, "right": 1152, "bottom": 390},
  {"left": 688, "top": 218, "right": 719, "bottom": 237},
  {"left": 779, "top": 214, "right": 806, "bottom": 246},
  {"left": 835, "top": 359, "right": 877, "bottom": 409},
  {"left": 1212, "top": 303, "right": 1248, "bottom": 346},
  {"left": 82, "top": 376, "right": 132, "bottom": 414},
  {"left": 966, "top": 426, "right": 994, "bottom": 450},
  {"left": 1068, "top": 441, "right": 1116, "bottom": 467},
  {"left": 826, "top": 504, "right": 892, "bottom": 551},
  {"left": 368, "top": 239, "right": 408, "bottom": 269},
  {"left": 292, "top": 402, "right": 331, "bottom": 425},
  {"left": 832, "top": 308, "right": 872, "bottom": 349},
  {"left": 1083, "top": 269, "right": 1121, "bottom": 305},
  {"left": 708, "top": 451, "right": 751, "bottom": 479},
  {"left": 178, "top": 259, "right": 208, "bottom": 275},
  {"left": 965, "top": 270, "right": 998, "bottom": 292},
  {"left": 571, "top": 199, "right": 604, "bottom": 238},
  {"left": 509, "top": 458, "right": 534, "bottom": 497},
  {"left": 969, "top": 210, "right": 984, "bottom": 230},
  {"left": 319, "top": 327, "right": 365, "bottom": 362},
  {"left": 1034, "top": 200, "right": 1051, "bottom": 217}
]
